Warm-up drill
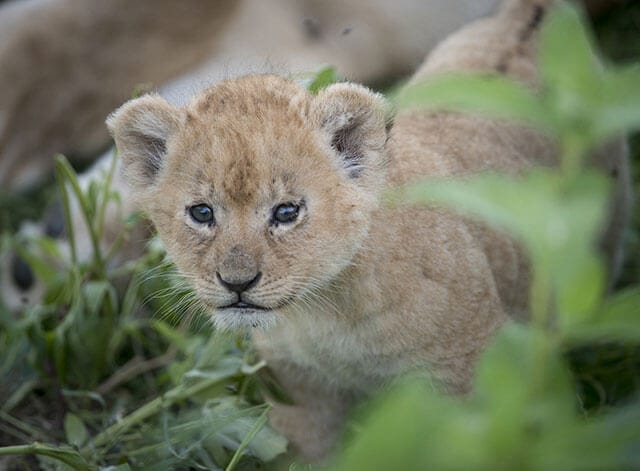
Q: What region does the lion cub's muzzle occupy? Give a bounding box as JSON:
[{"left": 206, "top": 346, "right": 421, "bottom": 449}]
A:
[{"left": 215, "top": 246, "right": 266, "bottom": 309}]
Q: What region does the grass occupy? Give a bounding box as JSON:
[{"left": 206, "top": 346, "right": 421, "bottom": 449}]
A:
[{"left": 0, "top": 154, "right": 287, "bottom": 468}]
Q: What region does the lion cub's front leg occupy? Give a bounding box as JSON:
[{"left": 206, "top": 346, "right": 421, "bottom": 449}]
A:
[{"left": 263, "top": 360, "right": 352, "bottom": 462}]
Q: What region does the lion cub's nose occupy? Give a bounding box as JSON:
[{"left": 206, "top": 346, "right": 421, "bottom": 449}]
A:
[
  {"left": 218, "top": 246, "right": 261, "bottom": 294},
  {"left": 216, "top": 271, "right": 262, "bottom": 294}
]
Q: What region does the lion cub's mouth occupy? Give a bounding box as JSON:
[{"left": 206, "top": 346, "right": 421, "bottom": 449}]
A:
[
  {"left": 220, "top": 301, "right": 270, "bottom": 311},
  {"left": 213, "top": 301, "right": 280, "bottom": 331}
]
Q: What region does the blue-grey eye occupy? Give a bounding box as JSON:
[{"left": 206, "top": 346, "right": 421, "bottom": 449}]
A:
[
  {"left": 273, "top": 203, "right": 299, "bottom": 224},
  {"left": 189, "top": 204, "right": 214, "bottom": 225}
]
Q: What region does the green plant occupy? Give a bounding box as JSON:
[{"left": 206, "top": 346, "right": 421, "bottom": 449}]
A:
[{"left": 335, "top": 3, "right": 640, "bottom": 470}]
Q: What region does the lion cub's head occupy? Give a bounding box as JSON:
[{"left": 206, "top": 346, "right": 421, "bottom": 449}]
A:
[{"left": 108, "top": 75, "right": 388, "bottom": 329}]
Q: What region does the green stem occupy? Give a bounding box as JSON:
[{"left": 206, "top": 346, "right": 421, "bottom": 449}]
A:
[
  {"left": 96, "top": 150, "right": 118, "bottom": 242},
  {"left": 529, "top": 259, "right": 552, "bottom": 330},
  {"left": 527, "top": 258, "right": 557, "bottom": 400},
  {"left": 54, "top": 155, "right": 105, "bottom": 276},
  {"left": 0, "top": 444, "right": 38, "bottom": 456},
  {"left": 560, "top": 133, "right": 589, "bottom": 183},
  {"left": 225, "top": 405, "right": 271, "bottom": 471},
  {"left": 0, "top": 443, "right": 90, "bottom": 470},
  {"left": 0, "top": 410, "right": 46, "bottom": 441},
  {"left": 2, "top": 379, "right": 39, "bottom": 414},
  {"left": 54, "top": 159, "right": 78, "bottom": 266}
]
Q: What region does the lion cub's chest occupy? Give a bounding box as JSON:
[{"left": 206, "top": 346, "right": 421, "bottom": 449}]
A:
[{"left": 254, "top": 307, "right": 413, "bottom": 393}]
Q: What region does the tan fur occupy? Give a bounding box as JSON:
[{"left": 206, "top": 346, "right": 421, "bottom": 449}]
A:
[
  {"left": 112, "top": 0, "right": 629, "bottom": 461},
  {"left": 0, "top": 0, "right": 240, "bottom": 190},
  {"left": 0, "top": 0, "right": 502, "bottom": 190}
]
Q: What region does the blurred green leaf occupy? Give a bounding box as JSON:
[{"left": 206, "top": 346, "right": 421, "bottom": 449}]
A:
[
  {"left": 308, "top": 66, "right": 340, "bottom": 94},
  {"left": 595, "top": 66, "right": 640, "bottom": 140},
  {"left": 64, "top": 413, "right": 88, "bottom": 448},
  {"left": 567, "top": 288, "right": 640, "bottom": 343},
  {"left": 534, "top": 400, "right": 640, "bottom": 470},
  {"left": 335, "top": 381, "right": 433, "bottom": 470},
  {"left": 475, "top": 325, "right": 575, "bottom": 461},
  {"left": 556, "top": 253, "right": 604, "bottom": 322},
  {"left": 540, "top": 2, "right": 602, "bottom": 105},
  {"left": 396, "top": 74, "right": 550, "bottom": 130}
]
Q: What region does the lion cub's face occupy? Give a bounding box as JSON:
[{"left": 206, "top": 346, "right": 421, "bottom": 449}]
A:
[{"left": 108, "top": 76, "right": 388, "bottom": 329}]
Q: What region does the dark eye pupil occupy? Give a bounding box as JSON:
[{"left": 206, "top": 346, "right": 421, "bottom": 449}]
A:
[
  {"left": 274, "top": 204, "right": 299, "bottom": 224},
  {"left": 189, "top": 204, "right": 214, "bottom": 224}
]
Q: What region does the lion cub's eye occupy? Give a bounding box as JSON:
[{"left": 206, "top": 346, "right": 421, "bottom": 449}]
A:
[
  {"left": 273, "top": 203, "right": 300, "bottom": 224},
  {"left": 189, "top": 204, "right": 215, "bottom": 225}
]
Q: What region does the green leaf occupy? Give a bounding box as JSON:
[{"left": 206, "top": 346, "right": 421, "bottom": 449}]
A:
[
  {"left": 54, "top": 155, "right": 105, "bottom": 273},
  {"left": 555, "top": 252, "right": 604, "bottom": 324},
  {"left": 395, "top": 74, "right": 550, "bottom": 130},
  {"left": 534, "top": 400, "right": 640, "bottom": 470},
  {"left": 566, "top": 288, "right": 640, "bottom": 343},
  {"left": 337, "top": 381, "right": 496, "bottom": 470},
  {"left": 392, "top": 171, "right": 545, "bottom": 237},
  {"left": 539, "top": 2, "right": 602, "bottom": 103},
  {"left": 101, "top": 465, "right": 132, "bottom": 471},
  {"left": 86, "top": 180, "right": 100, "bottom": 221},
  {"left": 64, "top": 413, "right": 89, "bottom": 448},
  {"left": 472, "top": 326, "right": 575, "bottom": 469},
  {"left": 150, "top": 319, "right": 193, "bottom": 353},
  {"left": 223, "top": 406, "right": 286, "bottom": 469},
  {"left": 83, "top": 281, "right": 117, "bottom": 316},
  {"left": 475, "top": 325, "right": 574, "bottom": 423},
  {"left": 307, "top": 66, "right": 340, "bottom": 94},
  {"left": 595, "top": 66, "right": 640, "bottom": 140},
  {"left": 336, "top": 382, "right": 433, "bottom": 471},
  {"left": 0, "top": 443, "right": 91, "bottom": 470}
]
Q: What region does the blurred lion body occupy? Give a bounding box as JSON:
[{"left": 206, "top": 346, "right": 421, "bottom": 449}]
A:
[{"left": 0, "top": 0, "right": 499, "bottom": 190}]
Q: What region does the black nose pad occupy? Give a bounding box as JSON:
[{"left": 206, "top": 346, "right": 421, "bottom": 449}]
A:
[
  {"left": 216, "top": 272, "right": 262, "bottom": 294},
  {"left": 11, "top": 253, "right": 35, "bottom": 291}
]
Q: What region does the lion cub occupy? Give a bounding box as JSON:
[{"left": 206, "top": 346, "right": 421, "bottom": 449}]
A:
[{"left": 108, "top": 0, "right": 629, "bottom": 460}]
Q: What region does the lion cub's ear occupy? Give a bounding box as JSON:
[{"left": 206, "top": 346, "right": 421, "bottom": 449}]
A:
[
  {"left": 313, "top": 83, "right": 390, "bottom": 181},
  {"left": 106, "top": 94, "right": 180, "bottom": 188}
]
